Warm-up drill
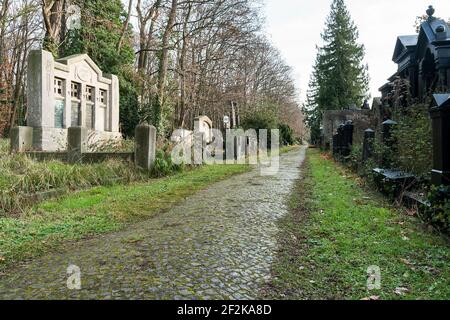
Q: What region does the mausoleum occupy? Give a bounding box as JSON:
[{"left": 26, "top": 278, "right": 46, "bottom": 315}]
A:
[
  {"left": 380, "top": 6, "right": 450, "bottom": 103},
  {"left": 26, "top": 49, "right": 121, "bottom": 151}
]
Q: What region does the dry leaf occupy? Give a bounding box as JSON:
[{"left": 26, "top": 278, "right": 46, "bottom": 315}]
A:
[
  {"left": 400, "top": 258, "right": 414, "bottom": 266},
  {"left": 394, "top": 287, "right": 409, "bottom": 295}
]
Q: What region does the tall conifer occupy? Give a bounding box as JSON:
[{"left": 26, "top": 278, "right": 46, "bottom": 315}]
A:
[{"left": 304, "top": 0, "right": 369, "bottom": 140}]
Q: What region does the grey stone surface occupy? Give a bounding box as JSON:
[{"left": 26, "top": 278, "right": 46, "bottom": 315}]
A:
[
  {"left": 26, "top": 49, "right": 121, "bottom": 151},
  {"left": 135, "top": 124, "right": 156, "bottom": 171},
  {"left": 0, "top": 148, "right": 305, "bottom": 300},
  {"left": 32, "top": 127, "right": 67, "bottom": 152},
  {"left": 323, "top": 109, "right": 375, "bottom": 150},
  {"left": 67, "top": 127, "right": 87, "bottom": 163},
  {"left": 10, "top": 126, "right": 33, "bottom": 153}
]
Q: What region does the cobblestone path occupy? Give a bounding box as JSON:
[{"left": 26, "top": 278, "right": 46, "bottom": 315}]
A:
[{"left": 0, "top": 148, "right": 305, "bottom": 299}]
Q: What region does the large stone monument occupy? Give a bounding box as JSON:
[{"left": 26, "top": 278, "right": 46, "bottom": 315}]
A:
[{"left": 24, "top": 49, "right": 121, "bottom": 151}]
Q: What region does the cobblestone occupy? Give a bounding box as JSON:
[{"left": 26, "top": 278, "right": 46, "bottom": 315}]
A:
[{"left": 0, "top": 148, "right": 305, "bottom": 299}]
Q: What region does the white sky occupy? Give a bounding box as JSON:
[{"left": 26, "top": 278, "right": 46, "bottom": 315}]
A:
[{"left": 263, "top": 0, "right": 450, "bottom": 103}]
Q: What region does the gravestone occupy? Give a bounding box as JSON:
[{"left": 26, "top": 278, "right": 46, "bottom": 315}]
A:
[
  {"left": 135, "top": 124, "right": 156, "bottom": 171},
  {"left": 362, "top": 128, "right": 375, "bottom": 162},
  {"left": 21, "top": 49, "right": 121, "bottom": 152},
  {"left": 342, "top": 120, "right": 354, "bottom": 157},
  {"left": 430, "top": 94, "right": 450, "bottom": 186}
]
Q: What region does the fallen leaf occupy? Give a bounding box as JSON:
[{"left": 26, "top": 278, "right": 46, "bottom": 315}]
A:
[
  {"left": 400, "top": 258, "right": 415, "bottom": 266},
  {"left": 394, "top": 287, "right": 409, "bottom": 296},
  {"left": 405, "top": 209, "right": 416, "bottom": 216}
]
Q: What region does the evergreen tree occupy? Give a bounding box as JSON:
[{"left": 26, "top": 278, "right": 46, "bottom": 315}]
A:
[
  {"left": 62, "top": 0, "right": 139, "bottom": 137},
  {"left": 304, "top": 0, "right": 369, "bottom": 141},
  {"left": 318, "top": 0, "right": 369, "bottom": 109},
  {"left": 302, "top": 64, "right": 322, "bottom": 144}
]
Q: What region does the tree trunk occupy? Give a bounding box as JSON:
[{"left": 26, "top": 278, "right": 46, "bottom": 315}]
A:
[
  {"left": 42, "top": 0, "right": 64, "bottom": 56},
  {"left": 155, "top": 0, "right": 177, "bottom": 130}
]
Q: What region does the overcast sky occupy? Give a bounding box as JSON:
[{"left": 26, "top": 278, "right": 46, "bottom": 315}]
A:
[{"left": 263, "top": 0, "right": 450, "bottom": 103}]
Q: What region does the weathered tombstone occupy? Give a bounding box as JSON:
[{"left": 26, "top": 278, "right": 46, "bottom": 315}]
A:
[
  {"left": 342, "top": 120, "right": 354, "bottom": 157},
  {"left": 22, "top": 49, "right": 121, "bottom": 151},
  {"left": 382, "top": 119, "right": 397, "bottom": 167},
  {"left": 430, "top": 94, "right": 450, "bottom": 186},
  {"left": 336, "top": 124, "right": 345, "bottom": 156},
  {"left": 362, "top": 128, "right": 375, "bottom": 162},
  {"left": 135, "top": 124, "right": 156, "bottom": 171},
  {"left": 67, "top": 126, "right": 87, "bottom": 163}
]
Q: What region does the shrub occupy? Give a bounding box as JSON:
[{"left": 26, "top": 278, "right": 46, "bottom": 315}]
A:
[
  {"left": 241, "top": 112, "right": 278, "bottom": 132},
  {"left": 423, "top": 185, "right": 450, "bottom": 234},
  {"left": 151, "top": 148, "right": 184, "bottom": 178},
  {"left": 348, "top": 143, "right": 363, "bottom": 172},
  {"left": 391, "top": 102, "right": 432, "bottom": 180},
  {"left": 278, "top": 123, "right": 295, "bottom": 146}
]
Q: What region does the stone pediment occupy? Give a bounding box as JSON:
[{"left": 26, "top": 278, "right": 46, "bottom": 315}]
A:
[
  {"left": 55, "top": 53, "right": 111, "bottom": 84},
  {"left": 392, "top": 35, "right": 418, "bottom": 63}
]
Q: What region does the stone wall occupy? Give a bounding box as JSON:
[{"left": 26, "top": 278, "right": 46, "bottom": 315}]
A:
[{"left": 323, "top": 109, "right": 376, "bottom": 149}]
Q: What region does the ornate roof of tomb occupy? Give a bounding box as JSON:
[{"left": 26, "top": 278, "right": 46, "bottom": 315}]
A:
[
  {"left": 416, "top": 7, "right": 450, "bottom": 58},
  {"left": 392, "top": 35, "right": 418, "bottom": 62},
  {"left": 56, "top": 53, "right": 107, "bottom": 77},
  {"left": 432, "top": 94, "right": 450, "bottom": 108}
]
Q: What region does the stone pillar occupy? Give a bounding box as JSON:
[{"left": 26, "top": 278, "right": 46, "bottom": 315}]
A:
[
  {"left": 342, "top": 121, "right": 354, "bottom": 157},
  {"left": 382, "top": 119, "right": 397, "bottom": 167},
  {"left": 135, "top": 124, "right": 156, "bottom": 171},
  {"left": 362, "top": 128, "right": 375, "bottom": 162},
  {"left": 67, "top": 127, "right": 87, "bottom": 163},
  {"left": 26, "top": 50, "right": 55, "bottom": 129},
  {"left": 336, "top": 124, "right": 345, "bottom": 156},
  {"left": 430, "top": 94, "right": 450, "bottom": 186},
  {"left": 10, "top": 126, "right": 34, "bottom": 153},
  {"left": 109, "top": 74, "right": 120, "bottom": 133}
]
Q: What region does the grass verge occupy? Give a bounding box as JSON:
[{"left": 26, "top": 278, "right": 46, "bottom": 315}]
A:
[
  {"left": 263, "top": 148, "right": 449, "bottom": 300},
  {"left": 0, "top": 163, "right": 250, "bottom": 271}
]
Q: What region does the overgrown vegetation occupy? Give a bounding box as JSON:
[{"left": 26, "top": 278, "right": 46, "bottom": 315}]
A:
[
  {"left": 0, "top": 138, "right": 191, "bottom": 215},
  {"left": 241, "top": 104, "right": 297, "bottom": 146},
  {"left": 0, "top": 140, "right": 144, "bottom": 215},
  {"left": 422, "top": 185, "right": 450, "bottom": 234},
  {"left": 391, "top": 105, "right": 432, "bottom": 179},
  {"left": 264, "top": 149, "right": 449, "bottom": 300}
]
